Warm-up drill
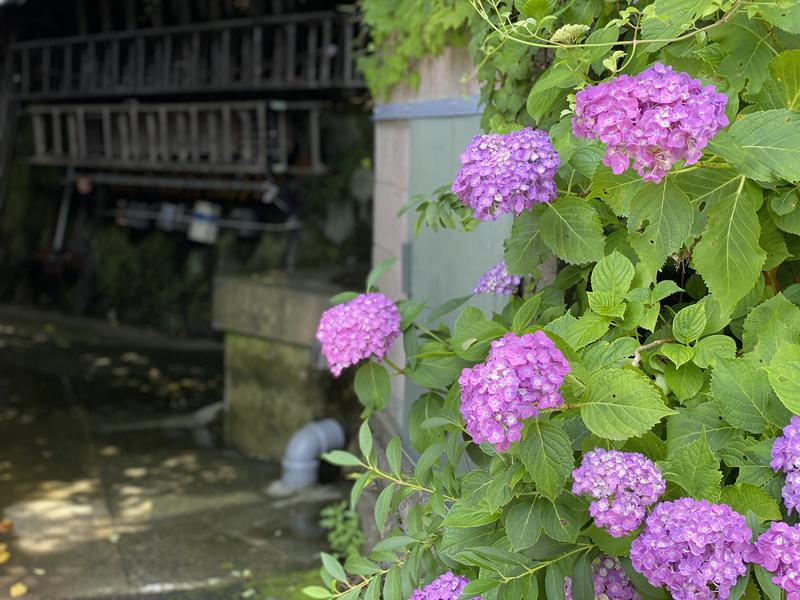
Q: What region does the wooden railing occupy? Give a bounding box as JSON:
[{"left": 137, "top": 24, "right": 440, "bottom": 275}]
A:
[
  {"left": 10, "top": 11, "right": 362, "bottom": 100},
  {"left": 27, "top": 100, "right": 326, "bottom": 176}
]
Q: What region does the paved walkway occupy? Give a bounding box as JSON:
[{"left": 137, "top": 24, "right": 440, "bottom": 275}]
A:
[{"left": 0, "top": 307, "right": 337, "bottom": 600}]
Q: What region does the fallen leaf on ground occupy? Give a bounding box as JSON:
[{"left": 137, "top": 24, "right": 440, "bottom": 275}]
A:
[
  {"left": 0, "top": 519, "right": 13, "bottom": 534},
  {"left": 10, "top": 583, "right": 27, "bottom": 597},
  {"left": 0, "top": 551, "right": 9, "bottom": 564}
]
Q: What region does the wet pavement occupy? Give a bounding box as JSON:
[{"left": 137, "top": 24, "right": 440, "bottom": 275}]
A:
[{"left": 0, "top": 306, "right": 338, "bottom": 600}]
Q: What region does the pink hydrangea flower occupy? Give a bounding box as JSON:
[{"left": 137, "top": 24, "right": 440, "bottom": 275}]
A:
[
  {"left": 749, "top": 521, "right": 800, "bottom": 598},
  {"left": 459, "top": 331, "right": 570, "bottom": 452},
  {"left": 451, "top": 128, "right": 559, "bottom": 221},
  {"left": 573, "top": 62, "right": 728, "bottom": 183},
  {"left": 315, "top": 293, "right": 400, "bottom": 377},
  {"left": 572, "top": 449, "right": 665, "bottom": 537},
  {"left": 771, "top": 416, "right": 800, "bottom": 514},
  {"left": 408, "top": 572, "right": 481, "bottom": 600},
  {"left": 593, "top": 555, "right": 640, "bottom": 600},
  {"left": 473, "top": 261, "right": 521, "bottom": 295},
  {"left": 630, "top": 498, "right": 751, "bottom": 600}
]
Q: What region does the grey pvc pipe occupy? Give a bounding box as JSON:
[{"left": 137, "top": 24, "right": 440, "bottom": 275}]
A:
[{"left": 280, "top": 418, "right": 346, "bottom": 489}]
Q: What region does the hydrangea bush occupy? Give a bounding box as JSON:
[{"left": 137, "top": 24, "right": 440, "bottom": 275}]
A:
[{"left": 306, "top": 1, "right": 800, "bottom": 599}]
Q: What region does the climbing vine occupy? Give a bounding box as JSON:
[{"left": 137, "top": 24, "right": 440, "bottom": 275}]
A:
[{"left": 309, "top": 0, "right": 800, "bottom": 598}]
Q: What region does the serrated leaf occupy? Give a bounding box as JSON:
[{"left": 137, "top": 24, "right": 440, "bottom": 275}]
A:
[
  {"left": 407, "top": 344, "right": 467, "bottom": 390},
  {"left": 658, "top": 433, "right": 722, "bottom": 501},
  {"left": 505, "top": 210, "right": 550, "bottom": 275},
  {"left": 712, "top": 356, "right": 787, "bottom": 434},
  {"left": 769, "top": 49, "right": 800, "bottom": 111},
  {"left": 719, "top": 109, "right": 800, "bottom": 182},
  {"left": 591, "top": 251, "right": 635, "bottom": 305},
  {"left": 450, "top": 317, "right": 507, "bottom": 362},
  {"left": 571, "top": 553, "right": 594, "bottom": 600},
  {"left": 758, "top": 2, "right": 800, "bottom": 33},
  {"left": 512, "top": 294, "right": 542, "bottom": 334},
  {"left": 743, "top": 294, "right": 800, "bottom": 363},
  {"left": 539, "top": 197, "right": 605, "bottom": 265},
  {"left": 693, "top": 335, "right": 737, "bottom": 368},
  {"left": 519, "top": 422, "right": 574, "bottom": 501},
  {"left": 527, "top": 67, "right": 584, "bottom": 123},
  {"left": 641, "top": 0, "right": 717, "bottom": 51},
  {"left": 659, "top": 343, "right": 694, "bottom": 369},
  {"left": 712, "top": 14, "right": 775, "bottom": 94},
  {"left": 691, "top": 175, "right": 766, "bottom": 314},
  {"left": 504, "top": 500, "right": 543, "bottom": 552},
  {"left": 627, "top": 179, "right": 693, "bottom": 281},
  {"left": 651, "top": 280, "right": 683, "bottom": 302},
  {"left": 582, "top": 368, "right": 676, "bottom": 440},
  {"left": 672, "top": 303, "right": 707, "bottom": 345},
  {"left": 591, "top": 166, "right": 644, "bottom": 216},
  {"left": 354, "top": 362, "right": 391, "bottom": 411},
  {"left": 663, "top": 362, "right": 704, "bottom": 401},
  {"left": 765, "top": 342, "right": 800, "bottom": 414},
  {"left": 721, "top": 483, "right": 782, "bottom": 522},
  {"left": 540, "top": 497, "right": 582, "bottom": 543},
  {"left": 545, "top": 312, "right": 610, "bottom": 351},
  {"left": 667, "top": 401, "right": 736, "bottom": 454}
]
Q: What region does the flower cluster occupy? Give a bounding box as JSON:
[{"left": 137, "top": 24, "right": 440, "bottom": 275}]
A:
[
  {"left": 451, "top": 127, "right": 559, "bottom": 221},
  {"left": 630, "top": 498, "right": 751, "bottom": 599},
  {"left": 473, "top": 261, "right": 522, "bottom": 295},
  {"left": 315, "top": 293, "right": 401, "bottom": 377},
  {"left": 408, "top": 572, "right": 481, "bottom": 600},
  {"left": 593, "top": 555, "right": 640, "bottom": 600},
  {"left": 772, "top": 417, "right": 800, "bottom": 513},
  {"left": 749, "top": 521, "right": 800, "bottom": 597},
  {"left": 572, "top": 449, "right": 665, "bottom": 537},
  {"left": 459, "top": 331, "right": 570, "bottom": 452},
  {"left": 573, "top": 62, "right": 728, "bottom": 183}
]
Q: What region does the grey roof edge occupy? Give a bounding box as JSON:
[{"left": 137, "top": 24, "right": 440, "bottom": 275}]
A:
[{"left": 372, "top": 94, "right": 481, "bottom": 121}]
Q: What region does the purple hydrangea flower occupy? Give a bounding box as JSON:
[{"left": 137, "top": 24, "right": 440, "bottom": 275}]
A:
[
  {"left": 315, "top": 292, "right": 401, "bottom": 377},
  {"left": 771, "top": 417, "right": 800, "bottom": 514},
  {"left": 593, "top": 555, "right": 640, "bottom": 600},
  {"left": 408, "top": 572, "right": 482, "bottom": 600},
  {"left": 564, "top": 575, "right": 572, "bottom": 600},
  {"left": 572, "top": 449, "right": 665, "bottom": 538},
  {"left": 451, "top": 128, "right": 560, "bottom": 221},
  {"left": 573, "top": 62, "right": 728, "bottom": 183},
  {"left": 473, "top": 261, "right": 522, "bottom": 295},
  {"left": 772, "top": 416, "right": 800, "bottom": 473},
  {"left": 630, "top": 498, "right": 752, "bottom": 600},
  {"left": 749, "top": 521, "right": 800, "bottom": 597},
  {"left": 458, "top": 331, "right": 570, "bottom": 452}
]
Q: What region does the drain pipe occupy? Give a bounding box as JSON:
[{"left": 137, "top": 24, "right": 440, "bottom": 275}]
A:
[{"left": 280, "top": 418, "right": 346, "bottom": 489}]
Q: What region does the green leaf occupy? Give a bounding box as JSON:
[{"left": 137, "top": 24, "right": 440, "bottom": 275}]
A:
[
  {"left": 458, "top": 578, "right": 502, "bottom": 598},
  {"left": 354, "top": 362, "right": 391, "bottom": 411},
  {"left": 545, "top": 564, "right": 567, "bottom": 600},
  {"left": 504, "top": 500, "right": 543, "bottom": 552},
  {"left": 505, "top": 210, "right": 549, "bottom": 275},
  {"left": 663, "top": 362, "right": 704, "bottom": 401},
  {"left": 386, "top": 437, "right": 403, "bottom": 475},
  {"left": 591, "top": 251, "right": 635, "bottom": 304},
  {"left": 518, "top": 0, "right": 552, "bottom": 19},
  {"left": 358, "top": 421, "right": 373, "bottom": 459},
  {"left": 571, "top": 553, "right": 594, "bottom": 600},
  {"left": 450, "top": 315, "right": 508, "bottom": 362},
  {"left": 330, "top": 291, "right": 358, "bottom": 305},
  {"left": 743, "top": 294, "right": 800, "bottom": 363},
  {"left": 758, "top": 2, "right": 800, "bottom": 33},
  {"left": 366, "top": 257, "right": 396, "bottom": 291},
  {"left": 769, "top": 50, "right": 800, "bottom": 111},
  {"left": 693, "top": 335, "right": 737, "bottom": 368},
  {"left": 657, "top": 433, "right": 722, "bottom": 501},
  {"left": 539, "top": 196, "right": 605, "bottom": 265},
  {"left": 712, "top": 14, "right": 776, "bottom": 94},
  {"left": 512, "top": 294, "right": 542, "bottom": 334},
  {"left": 719, "top": 109, "right": 800, "bottom": 182},
  {"left": 527, "top": 67, "right": 584, "bottom": 123},
  {"left": 711, "top": 356, "right": 787, "bottom": 434},
  {"left": 641, "top": 0, "right": 717, "bottom": 51},
  {"left": 442, "top": 502, "right": 500, "bottom": 528},
  {"left": 427, "top": 295, "right": 472, "bottom": 324},
  {"left": 321, "top": 552, "right": 348, "bottom": 583},
  {"left": 720, "top": 483, "right": 782, "bottom": 522},
  {"left": 591, "top": 166, "right": 644, "bottom": 216},
  {"left": 667, "top": 401, "right": 736, "bottom": 455},
  {"left": 407, "top": 343, "right": 467, "bottom": 390},
  {"left": 519, "top": 422, "right": 574, "bottom": 501},
  {"left": 672, "top": 303, "right": 707, "bottom": 345},
  {"left": 765, "top": 342, "right": 800, "bottom": 414},
  {"left": 651, "top": 280, "right": 683, "bottom": 302},
  {"left": 540, "top": 496, "right": 582, "bottom": 543},
  {"left": 398, "top": 299, "right": 425, "bottom": 331},
  {"left": 545, "top": 312, "right": 611, "bottom": 351},
  {"left": 586, "top": 524, "right": 635, "bottom": 557},
  {"left": 323, "top": 450, "right": 362, "bottom": 467},
  {"left": 627, "top": 179, "right": 693, "bottom": 281},
  {"left": 691, "top": 175, "right": 766, "bottom": 314},
  {"left": 303, "top": 586, "right": 332, "bottom": 599},
  {"left": 582, "top": 367, "right": 676, "bottom": 440},
  {"left": 756, "top": 564, "right": 784, "bottom": 600},
  {"left": 408, "top": 393, "right": 445, "bottom": 452},
  {"left": 374, "top": 483, "right": 395, "bottom": 530},
  {"left": 659, "top": 343, "right": 694, "bottom": 369}
]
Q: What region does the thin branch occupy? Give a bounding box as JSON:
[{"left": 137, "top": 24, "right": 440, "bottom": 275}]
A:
[{"left": 632, "top": 338, "right": 675, "bottom": 367}]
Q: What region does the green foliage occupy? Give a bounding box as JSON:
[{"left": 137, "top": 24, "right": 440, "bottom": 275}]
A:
[
  {"left": 320, "top": 501, "right": 366, "bottom": 560},
  {"left": 313, "top": 1, "right": 800, "bottom": 598}
]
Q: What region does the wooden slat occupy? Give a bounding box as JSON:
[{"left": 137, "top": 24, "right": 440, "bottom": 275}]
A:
[
  {"left": 76, "top": 107, "right": 87, "bottom": 159},
  {"left": 41, "top": 46, "right": 50, "bottom": 93},
  {"left": 285, "top": 23, "right": 296, "bottom": 82},
  {"left": 129, "top": 104, "right": 140, "bottom": 160},
  {"left": 158, "top": 107, "right": 168, "bottom": 161},
  {"left": 306, "top": 23, "right": 317, "bottom": 85},
  {"left": 117, "top": 113, "right": 130, "bottom": 160},
  {"left": 238, "top": 110, "right": 252, "bottom": 162},
  {"left": 320, "top": 19, "right": 332, "bottom": 83},
  {"left": 221, "top": 105, "right": 232, "bottom": 162},
  {"left": 20, "top": 49, "right": 30, "bottom": 93},
  {"left": 162, "top": 35, "right": 172, "bottom": 88},
  {"left": 220, "top": 28, "right": 231, "bottom": 85},
  {"left": 342, "top": 20, "right": 354, "bottom": 84},
  {"left": 32, "top": 113, "right": 47, "bottom": 157},
  {"left": 51, "top": 108, "right": 63, "bottom": 157},
  {"left": 256, "top": 103, "right": 267, "bottom": 169},
  {"left": 206, "top": 112, "right": 218, "bottom": 162},
  {"left": 102, "top": 107, "right": 113, "bottom": 159},
  {"left": 252, "top": 25, "right": 263, "bottom": 84},
  {"left": 66, "top": 113, "right": 79, "bottom": 159},
  {"left": 145, "top": 113, "right": 158, "bottom": 162},
  {"left": 62, "top": 44, "right": 73, "bottom": 92},
  {"left": 189, "top": 106, "right": 199, "bottom": 162}
]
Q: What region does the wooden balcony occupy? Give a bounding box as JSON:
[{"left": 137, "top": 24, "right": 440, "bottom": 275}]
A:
[
  {"left": 27, "top": 100, "right": 326, "bottom": 177},
  {"left": 10, "top": 11, "right": 362, "bottom": 100}
]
